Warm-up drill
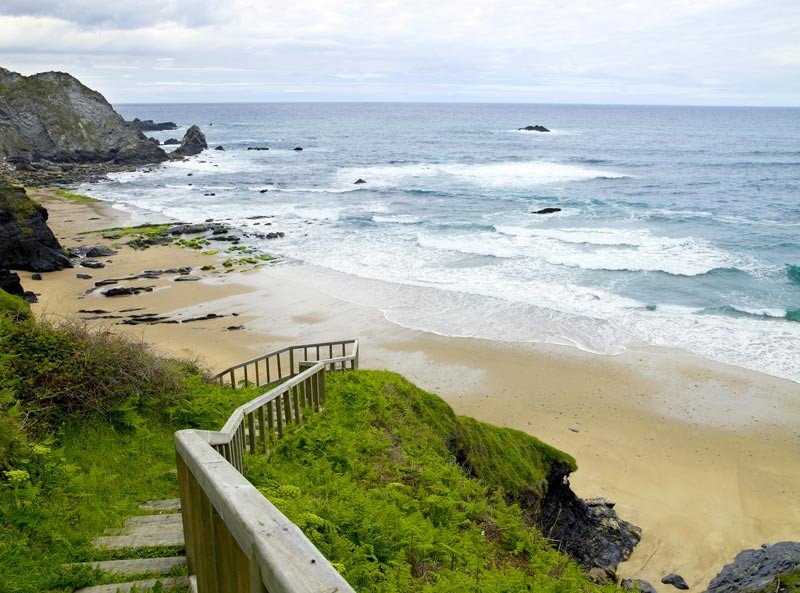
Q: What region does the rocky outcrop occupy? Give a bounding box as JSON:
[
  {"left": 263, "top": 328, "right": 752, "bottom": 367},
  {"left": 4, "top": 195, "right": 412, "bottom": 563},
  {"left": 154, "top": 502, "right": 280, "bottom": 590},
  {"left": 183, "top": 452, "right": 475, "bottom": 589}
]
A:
[
  {"left": 0, "top": 180, "right": 71, "bottom": 272},
  {"left": 171, "top": 125, "right": 207, "bottom": 157},
  {"left": 519, "top": 125, "right": 550, "bottom": 132},
  {"left": 705, "top": 542, "right": 800, "bottom": 593},
  {"left": 163, "top": 138, "right": 180, "bottom": 145},
  {"left": 537, "top": 463, "right": 641, "bottom": 579},
  {"left": 0, "top": 68, "right": 168, "bottom": 165},
  {"left": 662, "top": 573, "right": 690, "bottom": 590},
  {"left": 621, "top": 579, "right": 657, "bottom": 593},
  {"left": 129, "top": 118, "right": 178, "bottom": 132},
  {"left": 0, "top": 269, "right": 23, "bottom": 295}
]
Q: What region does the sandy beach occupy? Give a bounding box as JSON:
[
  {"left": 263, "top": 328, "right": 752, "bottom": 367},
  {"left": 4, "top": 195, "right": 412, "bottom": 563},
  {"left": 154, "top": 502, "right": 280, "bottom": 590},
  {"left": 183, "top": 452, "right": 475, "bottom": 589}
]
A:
[{"left": 24, "top": 189, "right": 800, "bottom": 591}]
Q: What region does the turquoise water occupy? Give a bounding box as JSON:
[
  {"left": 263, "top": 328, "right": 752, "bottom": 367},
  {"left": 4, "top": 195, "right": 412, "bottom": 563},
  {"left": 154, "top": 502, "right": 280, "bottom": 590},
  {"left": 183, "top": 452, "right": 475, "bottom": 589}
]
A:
[{"left": 88, "top": 103, "right": 800, "bottom": 381}]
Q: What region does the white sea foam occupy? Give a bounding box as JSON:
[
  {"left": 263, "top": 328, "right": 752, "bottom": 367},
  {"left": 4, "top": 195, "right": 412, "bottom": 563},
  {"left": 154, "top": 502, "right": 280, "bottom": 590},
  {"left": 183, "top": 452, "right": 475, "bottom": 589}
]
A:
[
  {"left": 334, "top": 160, "right": 626, "bottom": 190},
  {"left": 373, "top": 215, "right": 423, "bottom": 224}
]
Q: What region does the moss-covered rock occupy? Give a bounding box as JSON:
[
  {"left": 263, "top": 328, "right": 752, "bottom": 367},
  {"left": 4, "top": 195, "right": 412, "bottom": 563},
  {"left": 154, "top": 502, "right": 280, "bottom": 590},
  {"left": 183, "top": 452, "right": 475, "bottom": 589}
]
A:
[{"left": 0, "top": 68, "right": 167, "bottom": 165}]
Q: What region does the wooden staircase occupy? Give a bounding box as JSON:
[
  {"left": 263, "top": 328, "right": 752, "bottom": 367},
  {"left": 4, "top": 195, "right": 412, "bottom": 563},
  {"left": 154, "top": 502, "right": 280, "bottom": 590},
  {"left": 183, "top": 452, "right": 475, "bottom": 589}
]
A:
[{"left": 68, "top": 499, "right": 188, "bottom": 593}]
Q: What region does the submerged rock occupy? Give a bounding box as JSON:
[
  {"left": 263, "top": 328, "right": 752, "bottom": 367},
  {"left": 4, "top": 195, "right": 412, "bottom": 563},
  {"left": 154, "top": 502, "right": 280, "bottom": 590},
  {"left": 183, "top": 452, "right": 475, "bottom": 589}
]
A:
[
  {"left": 101, "top": 286, "right": 154, "bottom": 297},
  {"left": 214, "top": 145, "right": 225, "bottom": 151},
  {"left": 354, "top": 178, "right": 367, "bottom": 184},
  {"left": 163, "top": 138, "right": 180, "bottom": 145},
  {"left": 0, "top": 181, "right": 72, "bottom": 271},
  {"left": 533, "top": 207, "right": 562, "bottom": 214},
  {"left": 704, "top": 542, "right": 800, "bottom": 593},
  {"left": 172, "top": 125, "right": 208, "bottom": 157},
  {"left": 662, "top": 573, "right": 690, "bottom": 590},
  {"left": 293, "top": 146, "right": 303, "bottom": 151}
]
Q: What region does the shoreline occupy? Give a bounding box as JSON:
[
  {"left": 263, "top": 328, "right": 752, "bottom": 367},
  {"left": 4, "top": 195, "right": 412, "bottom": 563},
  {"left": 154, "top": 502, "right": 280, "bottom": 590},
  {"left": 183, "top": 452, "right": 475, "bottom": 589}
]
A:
[{"left": 21, "top": 189, "right": 800, "bottom": 591}]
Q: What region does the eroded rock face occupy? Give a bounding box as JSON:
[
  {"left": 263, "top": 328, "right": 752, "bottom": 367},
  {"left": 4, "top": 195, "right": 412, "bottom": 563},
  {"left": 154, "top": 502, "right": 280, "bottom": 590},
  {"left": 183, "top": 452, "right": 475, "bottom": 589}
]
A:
[
  {"left": 705, "top": 542, "right": 800, "bottom": 593},
  {"left": 0, "top": 181, "right": 71, "bottom": 272},
  {"left": 0, "top": 68, "right": 168, "bottom": 165},
  {"left": 172, "top": 125, "right": 208, "bottom": 157},
  {"left": 538, "top": 463, "right": 641, "bottom": 579},
  {"left": 129, "top": 118, "right": 178, "bottom": 132}
]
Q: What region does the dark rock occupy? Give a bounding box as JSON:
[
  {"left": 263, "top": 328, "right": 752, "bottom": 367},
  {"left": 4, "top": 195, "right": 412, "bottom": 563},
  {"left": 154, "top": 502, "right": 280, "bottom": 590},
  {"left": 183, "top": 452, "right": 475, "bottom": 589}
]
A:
[
  {"left": 101, "top": 286, "right": 154, "bottom": 297},
  {"left": 80, "top": 260, "right": 105, "bottom": 269},
  {"left": 171, "top": 125, "right": 208, "bottom": 157},
  {"left": 22, "top": 291, "right": 38, "bottom": 303},
  {"left": 293, "top": 147, "right": 303, "bottom": 151},
  {"left": 354, "top": 178, "right": 367, "bottom": 184},
  {"left": 0, "top": 269, "right": 24, "bottom": 296},
  {"left": 174, "top": 276, "right": 201, "bottom": 282},
  {"left": 31, "top": 273, "right": 42, "bottom": 280},
  {"left": 148, "top": 137, "right": 160, "bottom": 145},
  {"left": 537, "top": 464, "right": 641, "bottom": 578},
  {"left": 94, "top": 279, "right": 118, "bottom": 287},
  {"left": 78, "top": 309, "right": 108, "bottom": 314},
  {"left": 704, "top": 542, "right": 800, "bottom": 593},
  {"left": 182, "top": 313, "right": 222, "bottom": 323},
  {"left": 621, "top": 579, "right": 657, "bottom": 593},
  {"left": 533, "top": 207, "right": 562, "bottom": 214},
  {"left": 227, "top": 325, "right": 245, "bottom": 330},
  {"left": 76, "top": 273, "right": 92, "bottom": 279},
  {"left": 0, "top": 182, "right": 72, "bottom": 271},
  {"left": 519, "top": 125, "right": 551, "bottom": 132},
  {"left": 662, "top": 574, "right": 689, "bottom": 590},
  {"left": 265, "top": 232, "right": 285, "bottom": 239},
  {"left": 71, "top": 244, "right": 116, "bottom": 258},
  {"left": 163, "top": 138, "right": 180, "bottom": 145},
  {"left": 247, "top": 147, "right": 269, "bottom": 151},
  {"left": 0, "top": 68, "right": 168, "bottom": 165},
  {"left": 129, "top": 118, "right": 178, "bottom": 132},
  {"left": 214, "top": 145, "right": 225, "bottom": 151},
  {"left": 259, "top": 189, "right": 269, "bottom": 193}
]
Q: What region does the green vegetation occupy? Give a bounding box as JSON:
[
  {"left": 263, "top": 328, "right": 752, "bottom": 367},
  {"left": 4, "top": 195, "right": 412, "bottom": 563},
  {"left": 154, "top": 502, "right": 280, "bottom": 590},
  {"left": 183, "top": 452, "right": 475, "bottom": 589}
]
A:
[
  {"left": 246, "top": 370, "right": 608, "bottom": 593},
  {"left": 97, "top": 224, "right": 173, "bottom": 241},
  {"left": 52, "top": 189, "right": 100, "bottom": 204},
  {"left": 174, "top": 237, "right": 210, "bottom": 250},
  {"left": 1, "top": 179, "right": 42, "bottom": 220},
  {"left": 0, "top": 291, "right": 259, "bottom": 593},
  {"left": 0, "top": 288, "right": 612, "bottom": 593},
  {"left": 756, "top": 570, "right": 800, "bottom": 593}
]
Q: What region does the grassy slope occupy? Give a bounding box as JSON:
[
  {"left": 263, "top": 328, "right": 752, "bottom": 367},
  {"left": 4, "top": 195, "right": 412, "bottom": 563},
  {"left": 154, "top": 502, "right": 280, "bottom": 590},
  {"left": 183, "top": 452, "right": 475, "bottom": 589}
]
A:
[
  {"left": 247, "top": 370, "right": 612, "bottom": 593},
  {"left": 1, "top": 290, "right": 618, "bottom": 593}
]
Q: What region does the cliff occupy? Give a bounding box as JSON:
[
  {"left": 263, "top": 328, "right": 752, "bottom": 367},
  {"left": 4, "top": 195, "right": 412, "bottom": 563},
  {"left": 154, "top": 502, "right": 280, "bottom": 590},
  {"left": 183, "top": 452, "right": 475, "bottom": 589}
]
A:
[{"left": 0, "top": 68, "right": 167, "bottom": 165}]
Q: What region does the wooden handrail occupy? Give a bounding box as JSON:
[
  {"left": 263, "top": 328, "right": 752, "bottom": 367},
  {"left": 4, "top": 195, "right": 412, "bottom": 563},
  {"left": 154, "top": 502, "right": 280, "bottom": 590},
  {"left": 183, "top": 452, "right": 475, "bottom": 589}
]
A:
[
  {"left": 211, "top": 339, "right": 358, "bottom": 389},
  {"left": 176, "top": 341, "right": 359, "bottom": 593}
]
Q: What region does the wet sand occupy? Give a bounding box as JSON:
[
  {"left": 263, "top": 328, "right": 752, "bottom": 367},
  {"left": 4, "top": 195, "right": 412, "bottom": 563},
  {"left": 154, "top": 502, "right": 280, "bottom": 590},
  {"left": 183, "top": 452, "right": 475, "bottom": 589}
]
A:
[{"left": 23, "top": 189, "right": 800, "bottom": 591}]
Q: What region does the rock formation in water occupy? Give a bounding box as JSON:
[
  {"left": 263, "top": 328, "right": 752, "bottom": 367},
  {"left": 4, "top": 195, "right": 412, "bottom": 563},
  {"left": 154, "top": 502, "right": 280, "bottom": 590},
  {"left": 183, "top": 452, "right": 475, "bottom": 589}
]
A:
[
  {"left": 0, "top": 68, "right": 167, "bottom": 165},
  {"left": 0, "top": 180, "right": 72, "bottom": 271},
  {"left": 171, "top": 125, "right": 208, "bottom": 157},
  {"left": 129, "top": 118, "right": 178, "bottom": 132},
  {"left": 519, "top": 125, "right": 551, "bottom": 132}
]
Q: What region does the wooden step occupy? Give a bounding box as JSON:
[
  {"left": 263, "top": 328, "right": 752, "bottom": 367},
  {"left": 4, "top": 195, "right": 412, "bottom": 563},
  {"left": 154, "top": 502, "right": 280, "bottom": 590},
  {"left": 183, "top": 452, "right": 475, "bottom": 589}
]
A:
[
  {"left": 93, "top": 517, "right": 184, "bottom": 549},
  {"left": 103, "top": 513, "right": 183, "bottom": 536},
  {"left": 74, "top": 576, "right": 188, "bottom": 593},
  {"left": 66, "top": 556, "right": 186, "bottom": 577},
  {"left": 139, "top": 499, "right": 180, "bottom": 512}
]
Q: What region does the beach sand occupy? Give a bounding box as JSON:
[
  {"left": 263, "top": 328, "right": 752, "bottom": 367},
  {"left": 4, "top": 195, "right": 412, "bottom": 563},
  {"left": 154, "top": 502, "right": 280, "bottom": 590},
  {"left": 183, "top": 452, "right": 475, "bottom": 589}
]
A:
[{"left": 23, "top": 189, "right": 800, "bottom": 591}]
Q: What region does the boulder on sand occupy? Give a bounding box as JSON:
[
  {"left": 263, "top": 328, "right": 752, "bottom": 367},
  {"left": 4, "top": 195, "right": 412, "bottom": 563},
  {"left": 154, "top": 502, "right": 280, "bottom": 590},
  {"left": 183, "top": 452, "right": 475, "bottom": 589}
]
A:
[{"left": 704, "top": 542, "right": 800, "bottom": 593}]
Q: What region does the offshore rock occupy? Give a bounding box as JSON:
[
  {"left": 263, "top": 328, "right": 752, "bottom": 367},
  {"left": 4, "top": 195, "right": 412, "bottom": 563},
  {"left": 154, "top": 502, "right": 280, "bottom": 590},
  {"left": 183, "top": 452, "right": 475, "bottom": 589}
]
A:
[
  {"left": 163, "top": 138, "right": 181, "bottom": 145},
  {"left": 538, "top": 463, "right": 641, "bottom": 578},
  {"left": 519, "top": 124, "right": 550, "bottom": 132},
  {"left": 129, "top": 118, "right": 178, "bottom": 132},
  {"left": 705, "top": 542, "right": 800, "bottom": 593},
  {"left": 533, "top": 207, "right": 562, "bottom": 214},
  {"left": 0, "top": 181, "right": 72, "bottom": 271},
  {"left": 171, "top": 125, "right": 208, "bottom": 157},
  {"left": 0, "top": 68, "right": 168, "bottom": 164}
]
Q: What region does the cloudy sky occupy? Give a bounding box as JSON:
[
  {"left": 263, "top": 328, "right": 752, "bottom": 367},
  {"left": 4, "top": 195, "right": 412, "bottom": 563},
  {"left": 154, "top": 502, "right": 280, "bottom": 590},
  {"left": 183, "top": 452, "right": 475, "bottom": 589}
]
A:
[{"left": 1, "top": 0, "right": 798, "bottom": 105}]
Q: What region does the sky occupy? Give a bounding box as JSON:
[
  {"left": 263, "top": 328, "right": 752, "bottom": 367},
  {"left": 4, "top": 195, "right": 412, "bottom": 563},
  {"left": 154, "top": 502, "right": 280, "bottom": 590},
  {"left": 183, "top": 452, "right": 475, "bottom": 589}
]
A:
[{"left": 0, "top": 0, "right": 799, "bottom": 106}]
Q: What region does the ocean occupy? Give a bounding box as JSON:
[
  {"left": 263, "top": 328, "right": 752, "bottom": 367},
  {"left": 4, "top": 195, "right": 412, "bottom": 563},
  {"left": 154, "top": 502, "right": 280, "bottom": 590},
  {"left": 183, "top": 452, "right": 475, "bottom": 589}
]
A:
[{"left": 85, "top": 103, "right": 800, "bottom": 382}]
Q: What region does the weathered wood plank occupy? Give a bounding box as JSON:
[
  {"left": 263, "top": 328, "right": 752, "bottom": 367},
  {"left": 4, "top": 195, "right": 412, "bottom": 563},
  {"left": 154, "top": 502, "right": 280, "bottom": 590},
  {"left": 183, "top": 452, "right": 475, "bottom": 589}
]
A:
[
  {"left": 66, "top": 556, "right": 186, "bottom": 577},
  {"left": 74, "top": 576, "right": 188, "bottom": 593}
]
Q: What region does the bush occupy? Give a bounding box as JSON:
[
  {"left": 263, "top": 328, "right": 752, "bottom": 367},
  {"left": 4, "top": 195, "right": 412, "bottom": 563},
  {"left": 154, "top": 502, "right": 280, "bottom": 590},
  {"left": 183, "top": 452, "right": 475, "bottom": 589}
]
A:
[
  {"left": 0, "top": 315, "right": 189, "bottom": 432},
  {"left": 0, "top": 290, "right": 30, "bottom": 321}
]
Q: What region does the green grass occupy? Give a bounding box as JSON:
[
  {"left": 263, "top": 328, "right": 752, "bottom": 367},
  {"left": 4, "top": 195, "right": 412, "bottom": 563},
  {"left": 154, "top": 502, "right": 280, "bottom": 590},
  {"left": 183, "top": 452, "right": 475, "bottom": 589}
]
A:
[
  {"left": 96, "top": 224, "right": 173, "bottom": 240},
  {"left": 245, "top": 370, "right": 611, "bottom": 593},
  {"left": 755, "top": 570, "right": 800, "bottom": 593},
  {"left": 1, "top": 180, "right": 42, "bottom": 220},
  {"left": 52, "top": 189, "right": 100, "bottom": 204}
]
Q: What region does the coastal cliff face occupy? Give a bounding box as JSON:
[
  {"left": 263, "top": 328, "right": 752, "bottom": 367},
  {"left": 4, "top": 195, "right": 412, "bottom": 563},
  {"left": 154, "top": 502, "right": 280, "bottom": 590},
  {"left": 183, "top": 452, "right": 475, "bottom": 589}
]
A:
[
  {"left": 0, "top": 68, "right": 167, "bottom": 165},
  {"left": 0, "top": 180, "right": 71, "bottom": 271}
]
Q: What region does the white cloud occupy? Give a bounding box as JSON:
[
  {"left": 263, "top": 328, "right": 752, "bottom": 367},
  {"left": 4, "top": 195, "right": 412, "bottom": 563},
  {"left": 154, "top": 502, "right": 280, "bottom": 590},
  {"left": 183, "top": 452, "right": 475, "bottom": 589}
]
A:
[{"left": 0, "top": 0, "right": 798, "bottom": 105}]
